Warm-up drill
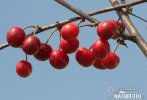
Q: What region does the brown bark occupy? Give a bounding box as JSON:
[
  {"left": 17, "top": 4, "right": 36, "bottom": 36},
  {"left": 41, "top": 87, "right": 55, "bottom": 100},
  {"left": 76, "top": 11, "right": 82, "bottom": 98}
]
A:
[
  {"left": 109, "top": 0, "right": 147, "bottom": 57},
  {"left": 0, "top": 0, "right": 146, "bottom": 58}
]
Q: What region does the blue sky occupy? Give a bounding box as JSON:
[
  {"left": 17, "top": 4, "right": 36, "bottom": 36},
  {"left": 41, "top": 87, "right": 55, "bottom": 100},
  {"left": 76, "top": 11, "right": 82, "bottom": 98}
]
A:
[{"left": 0, "top": 0, "right": 147, "bottom": 100}]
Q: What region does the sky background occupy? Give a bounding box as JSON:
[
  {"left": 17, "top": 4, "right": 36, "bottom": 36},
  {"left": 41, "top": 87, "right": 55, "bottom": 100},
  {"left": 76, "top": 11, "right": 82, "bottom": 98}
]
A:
[{"left": 0, "top": 0, "right": 147, "bottom": 100}]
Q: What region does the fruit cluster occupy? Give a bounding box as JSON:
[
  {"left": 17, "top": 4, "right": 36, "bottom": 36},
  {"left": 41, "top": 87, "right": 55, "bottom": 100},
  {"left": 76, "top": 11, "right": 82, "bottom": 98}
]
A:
[{"left": 6, "top": 20, "right": 125, "bottom": 78}]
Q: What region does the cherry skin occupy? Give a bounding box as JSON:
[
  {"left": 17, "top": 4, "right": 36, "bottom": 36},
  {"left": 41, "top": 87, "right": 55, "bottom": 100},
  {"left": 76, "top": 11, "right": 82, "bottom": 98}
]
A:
[
  {"left": 49, "top": 50, "right": 69, "bottom": 69},
  {"left": 101, "top": 52, "right": 120, "bottom": 69},
  {"left": 34, "top": 43, "right": 52, "bottom": 61},
  {"left": 97, "top": 20, "right": 116, "bottom": 40},
  {"left": 16, "top": 60, "right": 32, "bottom": 78},
  {"left": 76, "top": 47, "right": 94, "bottom": 67},
  {"left": 22, "top": 36, "right": 41, "bottom": 55},
  {"left": 60, "top": 38, "right": 79, "bottom": 54},
  {"left": 92, "top": 38, "right": 110, "bottom": 59},
  {"left": 93, "top": 58, "right": 106, "bottom": 70},
  {"left": 6, "top": 27, "right": 26, "bottom": 47},
  {"left": 110, "top": 20, "right": 125, "bottom": 39},
  {"left": 61, "top": 23, "right": 79, "bottom": 41}
]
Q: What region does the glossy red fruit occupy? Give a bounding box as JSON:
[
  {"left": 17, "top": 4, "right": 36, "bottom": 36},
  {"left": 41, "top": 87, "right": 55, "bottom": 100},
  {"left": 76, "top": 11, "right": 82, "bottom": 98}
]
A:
[
  {"left": 61, "top": 23, "right": 79, "bottom": 41},
  {"left": 49, "top": 50, "right": 69, "bottom": 69},
  {"left": 34, "top": 43, "right": 52, "bottom": 61},
  {"left": 110, "top": 20, "right": 125, "bottom": 39},
  {"left": 60, "top": 38, "right": 79, "bottom": 54},
  {"left": 6, "top": 27, "right": 26, "bottom": 47},
  {"left": 97, "top": 20, "right": 116, "bottom": 40},
  {"left": 22, "top": 36, "right": 41, "bottom": 55},
  {"left": 76, "top": 47, "right": 94, "bottom": 67},
  {"left": 93, "top": 58, "right": 106, "bottom": 70},
  {"left": 92, "top": 38, "right": 110, "bottom": 59},
  {"left": 101, "top": 52, "right": 120, "bottom": 69},
  {"left": 16, "top": 60, "right": 32, "bottom": 78}
]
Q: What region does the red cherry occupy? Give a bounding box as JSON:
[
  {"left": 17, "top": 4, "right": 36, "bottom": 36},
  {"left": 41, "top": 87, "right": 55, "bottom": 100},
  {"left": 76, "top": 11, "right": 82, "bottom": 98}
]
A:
[
  {"left": 61, "top": 23, "right": 79, "bottom": 41},
  {"left": 97, "top": 20, "right": 116, "bottom": 40},
  {"left": 110, "top": 20, "right": 125, "bottom": 39},
  {"left": 60, "top": 38, "right": 79, "bottom": 54},
  {"left": 49, "top": 50, "right": 69, "bottom": 69},
  {"left": 101, "top": 52, "right": 120, "bottom": 69},
  {"left": 92, "top": 38, "right": 110, "bottom": 59},
  {"left": 93, "top": 58, "right": 106, "bottom": 70},
  {"left": 6, "top": 27, "right": 26, "bottom": 47},
  {"left": 34, "top": 43, "right": 52, "bottom": 61},
  {"left": 76, "top": 47, "right": 94, "bottom": 67},
  {"left": 22, "top": 36, "right": 41, "bottom": 55},
  {"left": 16, "top": 60, "right": 32, "bottom": 78}
]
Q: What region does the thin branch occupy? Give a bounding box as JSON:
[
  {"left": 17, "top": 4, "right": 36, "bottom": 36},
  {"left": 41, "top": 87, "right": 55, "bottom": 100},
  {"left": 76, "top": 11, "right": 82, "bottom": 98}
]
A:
[
  {"left": 0, "top": 0, "right": 146, "bottom": 50},
  {"left": 130, "top": 13, "right": 147, "bottom": 22},
  {"left": 89, "top": 0, "right": 146, "bottom": 16},
  {"left": 0, "top": 43, "right": 9, "bottom": 50},
  {"left": 113, "top": 43, "right": 120, "bottom": 53},
  {"left": 54, "top": 0, "right": 100, "bottom": 25},
  {"left": 109, "top": 0, "right": 147, "bottom": 57},
  {"left": 116, "top": 32, "right": 135, "bottom": 42}
]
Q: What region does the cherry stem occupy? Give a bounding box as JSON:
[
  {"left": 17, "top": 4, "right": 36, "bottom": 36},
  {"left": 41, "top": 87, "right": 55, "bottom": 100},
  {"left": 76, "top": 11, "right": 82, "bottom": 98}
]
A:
[
  {"left": 46, "top": 29, "right": 58, "bottom": 44},
  {"left": 117, "top": 18, "right": 121, "bottom": 22},
  {"left": 129, "top": 12, "right": 147, "bottom": 22},
  {"left": 24, "top": 25, "right": 42, "bottom": 36},
  {"left": 117, "top": 38, "right": 128, "bottom": 48},
  {"left": 113, "top": 43, "right": 120, "bottom": 53},
  {"left": 25, "top": 54, "right": 28, "bottom": 61},
  {"left": 23, "top": 26, "right": 37, "bottom": 30},
  {"left": 89, "top": 44, "right": 93, "bottom": 50},
  {"left": 59, "top": 31, "right": 61, "bottom": 50},
  {"left": 56, "top": 23, "right": 62, "bottom": 50},
  {"left": 77, "top": 19, "right": 85, "bottom": 26}
]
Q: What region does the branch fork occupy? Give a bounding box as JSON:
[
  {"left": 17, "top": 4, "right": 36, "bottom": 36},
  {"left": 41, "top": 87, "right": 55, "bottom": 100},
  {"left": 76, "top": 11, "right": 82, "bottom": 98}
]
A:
[{"left": 0, "top": 0, "right": 146, "bottom": 58}]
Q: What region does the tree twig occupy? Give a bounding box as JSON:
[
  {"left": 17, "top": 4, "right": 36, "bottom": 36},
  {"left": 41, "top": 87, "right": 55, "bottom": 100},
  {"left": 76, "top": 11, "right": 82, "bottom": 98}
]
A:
[
  {"left": 0, "top": 0, "right": 146, "bottom": 50},
  {"left": 130, "top": 12, "right": 147, "bottom": 22},
  {"left": 109, "top": 0, "right": 147, "bottom": 57},
  {"left": 54, "top": 0, "right": 100, "bottom": 25}
]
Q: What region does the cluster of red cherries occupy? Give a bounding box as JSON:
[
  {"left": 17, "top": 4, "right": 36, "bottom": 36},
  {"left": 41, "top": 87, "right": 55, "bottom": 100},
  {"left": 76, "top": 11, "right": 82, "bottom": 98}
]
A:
[{"left": 6, "top": 20, "right": 125, "bottom": 78}]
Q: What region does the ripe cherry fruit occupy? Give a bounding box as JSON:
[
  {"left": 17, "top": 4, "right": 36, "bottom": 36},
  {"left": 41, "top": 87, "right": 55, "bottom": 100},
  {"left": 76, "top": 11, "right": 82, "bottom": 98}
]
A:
[
  {"left": 61, "top": 23, "right": 79, "bottom": 41},
  {"left": 16, "top": 60, "right": 32, "bottom": 78},
  {"left": 110, "top": 20, "right": 125, "bottom": 39},
  {"left": 60, "top": 38, "right": 79, "bottom": 54},
  {"left": 101, "top": 52, "right": 120, "bottom": 69},
  {"left": 97, "top": 20, "right": 116, "bottom": 40},
  {"left": 49, "top": 50, "right": 69, "bottom": 69},
  {"left": 22, "top": 36, "right": 41, "bottom": 55},
  {"left": 34, "top": 43, "right": 52, "bottom": 61},
  {"left": 6, "top": 27, "right": 26, "bottom": 47},
  {"left": 92, "top": 38, "right": 110, "bottom": 59},
  {"left": 93, "top": 58, "right": 106, "bottom": 70},
  {"left": 76, "top": 47, "right": 94, "bottom": 67}
]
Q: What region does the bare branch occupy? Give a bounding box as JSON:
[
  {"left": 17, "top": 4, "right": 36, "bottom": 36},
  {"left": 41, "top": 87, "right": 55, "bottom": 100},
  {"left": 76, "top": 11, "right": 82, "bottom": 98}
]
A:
[
  {"left": 0, "top": 0, "right": 146, "bottom": 50},
  {"left": 89, "top": 0, "right": 146, "bottom": 16},
  {"left": 130, "top": 13, "right": 147, "bottom": 22},
  {"left": 117, "top": 33, "right": 135, "bottom": 42},
  {"left": 54, "top": 0, "right": 140, "bottom": 46},
  {"left": 109, "top": 0, "right": 147, "bottom": 57},
  {"left": 0, "top": 43, "right": 9, "bottom": 50},
  {"left": 54, "top": 0, "right": 100, "bottom": 25}
]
